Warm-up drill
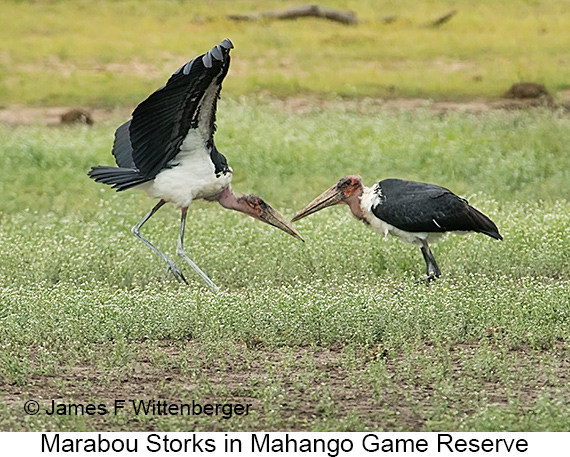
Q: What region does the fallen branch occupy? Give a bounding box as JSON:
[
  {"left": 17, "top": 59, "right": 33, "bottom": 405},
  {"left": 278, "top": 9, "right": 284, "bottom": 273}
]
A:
[
  {"left": 428, "top": 10, "right": 457, "bottom": 27},
  {"left": 228, "top": 4, "right": 358, "bottom": 25}
]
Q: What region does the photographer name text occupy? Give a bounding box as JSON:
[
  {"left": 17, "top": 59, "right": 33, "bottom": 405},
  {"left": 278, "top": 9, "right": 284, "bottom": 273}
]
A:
[{"left": 26, "top": 399, "right": 251, "bottom": 419}]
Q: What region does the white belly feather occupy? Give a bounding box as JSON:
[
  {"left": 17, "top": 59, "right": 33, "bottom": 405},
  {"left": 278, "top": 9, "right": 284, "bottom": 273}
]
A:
[{"left": 138, "top": 130, "right": 232, "bottom": 208}]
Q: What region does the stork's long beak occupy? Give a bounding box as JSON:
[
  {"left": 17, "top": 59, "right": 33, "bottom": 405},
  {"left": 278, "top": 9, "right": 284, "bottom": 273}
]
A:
[
  {"left": 260, "top": 206, "right": 304, "bottom": 241},
  {"left": 292, "top": 184, "right": 346, "bottom": 222}
]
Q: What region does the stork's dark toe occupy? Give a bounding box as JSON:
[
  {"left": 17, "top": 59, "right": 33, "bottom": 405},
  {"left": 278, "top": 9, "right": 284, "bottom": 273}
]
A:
[{"left": 165, "top": 263, "right": 188, "bottom": 285}]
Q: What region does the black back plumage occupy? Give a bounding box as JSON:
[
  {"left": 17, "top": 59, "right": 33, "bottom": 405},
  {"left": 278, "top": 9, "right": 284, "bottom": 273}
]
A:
[
  {"left": 371, "top": 179, "right": 502, "bottom": 239},
  {"left": 88, "top": 38, "right": 233, "bottom": 190}
]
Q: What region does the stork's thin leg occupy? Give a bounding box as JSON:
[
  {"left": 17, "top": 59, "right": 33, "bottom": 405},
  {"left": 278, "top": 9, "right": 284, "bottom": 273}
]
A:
[
  {"left": 420, "top": 240, "right": 442, "bottom": 282},
  {"left": 132, "top": 200, "right": 188, "bottom": 284},
  {"left": 176, "top": 207, "right": 219, "bottom": 293}
]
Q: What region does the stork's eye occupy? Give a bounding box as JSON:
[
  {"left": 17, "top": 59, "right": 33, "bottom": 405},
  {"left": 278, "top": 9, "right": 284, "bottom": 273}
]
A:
[
  {"left": 243, "top": 196, "right": 264, "bottom": 212},
  {"left": 337, "top": 176, "right": 360, "bottom": 193}
]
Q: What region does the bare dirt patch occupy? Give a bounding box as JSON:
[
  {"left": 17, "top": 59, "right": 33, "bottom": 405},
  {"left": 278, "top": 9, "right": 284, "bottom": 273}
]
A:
[
  {"left": 269, "top": 94, "right": 570, "bottom": 116},
  {"left": 1, "top": 93, "right": 569, "bottom": 127},
  {"left": 0, "top": 105, "right": 131, "bottom": 126},
  {"left": 3, "top": 341, "right": 569, "bottom": 431}
]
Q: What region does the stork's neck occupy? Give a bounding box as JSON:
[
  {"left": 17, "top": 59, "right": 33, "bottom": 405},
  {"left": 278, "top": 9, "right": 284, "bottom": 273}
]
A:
[
  {"left": 209, "top": 186, "right": 259, "bottom": 219},
  {"left": 345, "top": 186, "right": 366, "bottom": 220},
  {"left": 209, "top": 186, "right": 239, "bottom": 210}
]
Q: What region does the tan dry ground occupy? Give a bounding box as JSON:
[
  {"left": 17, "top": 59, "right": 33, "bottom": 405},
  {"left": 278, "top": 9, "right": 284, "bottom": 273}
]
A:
[
  {"left": 2, "top": 92, "right": 570, "bottom": 126},
  {"left": 3, "top": 341, "right": 570, "bottom": 431}
]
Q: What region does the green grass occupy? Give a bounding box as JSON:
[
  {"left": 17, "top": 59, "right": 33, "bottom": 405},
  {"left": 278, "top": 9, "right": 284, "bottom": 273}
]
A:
[
  {"left": 1, "top": 0, "right": 570, "bottom": 105},
  {"left": 1, "top": 102, "right": 570, "bottom": 431},
  {"left": 2, "top": 0, "right": 570, "bottom": 434}
]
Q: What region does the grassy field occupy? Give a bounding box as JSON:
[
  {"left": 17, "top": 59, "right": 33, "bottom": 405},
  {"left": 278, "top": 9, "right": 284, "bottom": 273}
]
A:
[
  {"left": 1, "top": 0, "right": 570, "bottom": 434},
  {"left": 1, "top": 103, "right": 570, "bottom": 431},
  {"left": 1, "top": 0, "right": 570, "bottom": 105}
]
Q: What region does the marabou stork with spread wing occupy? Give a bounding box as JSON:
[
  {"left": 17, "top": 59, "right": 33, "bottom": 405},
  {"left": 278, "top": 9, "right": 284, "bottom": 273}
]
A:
[
  {"left": 292, "top": 176, "right": 502, "bottom": 281},
  {"left": 89, "top": 39, "right": 303, "bottom": 291}
]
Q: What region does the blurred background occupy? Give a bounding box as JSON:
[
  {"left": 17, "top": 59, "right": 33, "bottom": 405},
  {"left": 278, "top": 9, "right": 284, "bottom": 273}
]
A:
[{"left": 1, "top": 0, "right": 569, "bottom": 108}]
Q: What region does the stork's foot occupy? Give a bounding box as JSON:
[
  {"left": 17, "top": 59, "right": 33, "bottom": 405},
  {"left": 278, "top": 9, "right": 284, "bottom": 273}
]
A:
[
  {"left": 414, "top": 273, "right": 441, "bottom": 286},
  {"left": 176, "top": 249, "right": 219, "bottom": 293},
  {"left": 426, "top": 273, "right": 440, "bottom": 283},
  {"left": 165, "top": 262, "right": 188, "bottom": 285}
]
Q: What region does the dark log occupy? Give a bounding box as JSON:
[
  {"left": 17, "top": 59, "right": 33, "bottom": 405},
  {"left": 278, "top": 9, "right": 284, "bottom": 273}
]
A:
[
  {"left": 60, "top": 108, "right": 94, "bottom": 126},
  {"left": 228, "top": 4, "right": 358, "bottom": 25},
  {"left": 504, "top": 82, "right": 551, "bottom": 99},
  {"left": 428, "top": 10, "right": 457, "bottom": 27}
]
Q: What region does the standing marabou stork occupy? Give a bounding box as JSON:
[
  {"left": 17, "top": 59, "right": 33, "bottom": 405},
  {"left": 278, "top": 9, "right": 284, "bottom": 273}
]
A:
[
  {"left": 88, "top": 39, "right": 303, "bottom": 292},
  {"left": 292, "top": 176, "right": 502, "bottom": 281}
]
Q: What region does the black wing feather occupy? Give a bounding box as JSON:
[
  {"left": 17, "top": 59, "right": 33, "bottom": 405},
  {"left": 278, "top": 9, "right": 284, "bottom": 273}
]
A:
[
  {"left": 112, "top": 120, "right": 135, "bottom": 168},
  {"left": 119, "top": 38, "right": 233, "bottom": 179},
  {"left": 371, "top": 179, "right": 502, "bottom": 239},
  {"left": 87, "top": 166, "right": 149, "bottom": 191}
]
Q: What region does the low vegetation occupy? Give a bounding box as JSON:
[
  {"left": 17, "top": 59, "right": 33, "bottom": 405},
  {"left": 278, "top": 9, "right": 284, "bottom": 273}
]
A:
[
  {"left": 2, "top": 0, "right": 569, "bottom": 433},
  {"left": 1, "top": 104, "right": 570, "bottom": 430}
]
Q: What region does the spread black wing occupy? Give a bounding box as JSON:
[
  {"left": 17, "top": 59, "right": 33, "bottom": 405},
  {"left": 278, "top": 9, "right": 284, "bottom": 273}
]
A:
[
  {"left": 88, "top": 39, "right": 233, "bottom": 190},
  {"left": 371, "top": 179, "right": 502, "bottom": 239},
  {"left": 128, "top": 38, "right": 233, "bottom": 178}
]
